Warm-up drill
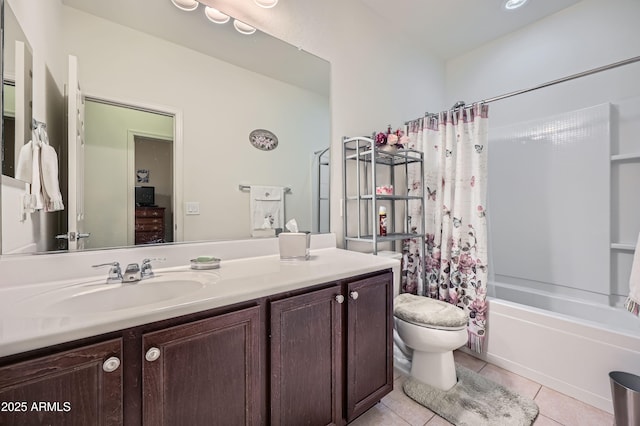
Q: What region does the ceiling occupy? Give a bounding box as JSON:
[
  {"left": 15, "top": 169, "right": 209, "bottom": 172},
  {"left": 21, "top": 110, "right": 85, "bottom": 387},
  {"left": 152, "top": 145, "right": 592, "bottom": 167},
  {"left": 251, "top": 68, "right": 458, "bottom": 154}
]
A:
[
  {"left": 359, "top": 0, "right": 582, "bottom": 60},
  {"left": 61, "top": 0, "right": 330, "bottom": 96}
]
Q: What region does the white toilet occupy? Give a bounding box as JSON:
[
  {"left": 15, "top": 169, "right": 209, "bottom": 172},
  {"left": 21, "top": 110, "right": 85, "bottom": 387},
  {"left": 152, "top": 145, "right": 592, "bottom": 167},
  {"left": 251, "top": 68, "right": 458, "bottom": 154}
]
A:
[{"left": 394, "top": 293, "right": 469, "bottom": 391}]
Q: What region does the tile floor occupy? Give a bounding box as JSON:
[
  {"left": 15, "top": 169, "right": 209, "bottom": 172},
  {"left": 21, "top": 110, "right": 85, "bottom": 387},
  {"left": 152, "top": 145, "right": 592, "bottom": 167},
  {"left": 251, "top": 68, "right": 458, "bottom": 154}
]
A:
[{"left": 352, "top": 351, "right": 614, "bottom": 426}]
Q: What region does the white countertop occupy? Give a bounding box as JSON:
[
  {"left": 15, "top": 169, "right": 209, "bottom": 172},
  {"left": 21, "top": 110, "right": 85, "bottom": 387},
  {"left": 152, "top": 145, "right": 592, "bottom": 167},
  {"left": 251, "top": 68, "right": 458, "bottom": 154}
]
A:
[{"left": 0, "top": 248, "right": 398, "bottom": 358}]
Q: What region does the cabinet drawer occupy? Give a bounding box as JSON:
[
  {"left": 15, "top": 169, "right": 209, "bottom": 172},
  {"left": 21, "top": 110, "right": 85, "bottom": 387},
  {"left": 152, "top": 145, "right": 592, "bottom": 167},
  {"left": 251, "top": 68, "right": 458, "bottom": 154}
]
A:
[
  {"left": 136, "top": 208, "right": 164, "bottom": 218},
  {"left": 135, "top": 231, "right": 164, "bottom": 244},
  {"left": 136, "top": 220, "right": 164, "bottom": 231}
]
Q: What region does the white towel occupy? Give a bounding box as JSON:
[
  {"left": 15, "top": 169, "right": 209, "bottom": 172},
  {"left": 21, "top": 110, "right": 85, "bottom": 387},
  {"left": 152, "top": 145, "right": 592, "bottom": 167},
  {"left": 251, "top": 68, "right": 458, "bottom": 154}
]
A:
[
  {"left": 250, "top": 186, "right": 284, "bottom": 237},
  {"left": 40, "top": 143, "right": 64, "bottom": 212},
  {"left": 625, "top": 233, "right": 640, "bottom": 317},
  {"left": 20, "top": 127, "right": 64, "bottom": 213},
  {"left": 15, "top": 140, "right": 33, "bottom": 183},
  {"left": 29, "top": 138, "right": 44, "bottom": 211}
]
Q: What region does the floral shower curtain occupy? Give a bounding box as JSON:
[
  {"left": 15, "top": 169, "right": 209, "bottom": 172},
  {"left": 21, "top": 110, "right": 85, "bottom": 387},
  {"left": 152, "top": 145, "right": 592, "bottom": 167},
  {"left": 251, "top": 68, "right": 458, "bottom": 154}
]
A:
[{"left": 403, "top": 104, "right": 490, "bottom": 352}]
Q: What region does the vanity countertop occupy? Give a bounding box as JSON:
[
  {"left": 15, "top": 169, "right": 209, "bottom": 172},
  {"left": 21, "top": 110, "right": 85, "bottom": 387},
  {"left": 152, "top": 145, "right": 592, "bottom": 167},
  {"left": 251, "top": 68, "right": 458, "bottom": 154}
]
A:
[{"left": 0, "top": 248, "right": 399, "bottom": 358}]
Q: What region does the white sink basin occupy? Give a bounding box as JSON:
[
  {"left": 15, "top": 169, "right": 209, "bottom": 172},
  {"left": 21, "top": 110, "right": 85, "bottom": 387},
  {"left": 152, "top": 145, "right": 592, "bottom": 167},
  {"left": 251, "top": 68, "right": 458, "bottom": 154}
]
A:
[{"left": 23, "top": 270, "right": 220, "bottom": 315}]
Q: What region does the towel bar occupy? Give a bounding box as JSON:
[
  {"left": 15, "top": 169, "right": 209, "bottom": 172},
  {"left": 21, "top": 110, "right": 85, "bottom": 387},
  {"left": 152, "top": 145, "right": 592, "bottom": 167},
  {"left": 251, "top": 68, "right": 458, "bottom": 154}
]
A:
[{"left": 238, "top": 184, "right": 291, "bottom": 193}]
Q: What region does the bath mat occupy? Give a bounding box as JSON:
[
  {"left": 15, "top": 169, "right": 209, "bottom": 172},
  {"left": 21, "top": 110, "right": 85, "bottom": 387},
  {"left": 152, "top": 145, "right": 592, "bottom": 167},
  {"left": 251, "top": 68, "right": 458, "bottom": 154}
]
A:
[{"left": 403, "top": 365, "right": 539, "bottom": 426}]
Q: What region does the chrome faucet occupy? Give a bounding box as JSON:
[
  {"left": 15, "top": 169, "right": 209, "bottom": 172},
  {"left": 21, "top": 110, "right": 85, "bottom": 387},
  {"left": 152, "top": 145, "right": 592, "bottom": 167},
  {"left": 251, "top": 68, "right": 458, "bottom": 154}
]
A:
[
  {"left": 123, "top": 263, "right": 142, "bottom": 283},
  {"left": 92, "top": 262, "right": 123, "bottom": 284},
  {"left": 93, "top": 258, "right": 165, "bottom": 284}
]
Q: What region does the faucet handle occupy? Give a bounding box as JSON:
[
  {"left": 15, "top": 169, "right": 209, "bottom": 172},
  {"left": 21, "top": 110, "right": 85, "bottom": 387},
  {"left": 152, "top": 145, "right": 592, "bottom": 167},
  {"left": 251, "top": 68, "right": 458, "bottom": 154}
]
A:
[
  {"left": 92, "top": 262, "right": 123, "bottom": 283},
  {"left": 141, "top": 257, "right": 166, "bottom": 279}
]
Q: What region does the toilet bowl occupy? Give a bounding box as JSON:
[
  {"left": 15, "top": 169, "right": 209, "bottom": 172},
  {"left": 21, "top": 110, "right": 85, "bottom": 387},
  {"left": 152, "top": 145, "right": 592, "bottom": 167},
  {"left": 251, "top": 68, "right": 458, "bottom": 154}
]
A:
[{"left": 394, "top": 293, "right": 468, "bottom": 391}]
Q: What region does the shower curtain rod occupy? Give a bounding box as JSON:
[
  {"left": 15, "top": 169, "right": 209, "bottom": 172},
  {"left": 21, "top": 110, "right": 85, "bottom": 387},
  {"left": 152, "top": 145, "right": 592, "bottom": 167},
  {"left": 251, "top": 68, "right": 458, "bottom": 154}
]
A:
[{"left": 413, "top": 55, "right": 640, "bottom": 121}]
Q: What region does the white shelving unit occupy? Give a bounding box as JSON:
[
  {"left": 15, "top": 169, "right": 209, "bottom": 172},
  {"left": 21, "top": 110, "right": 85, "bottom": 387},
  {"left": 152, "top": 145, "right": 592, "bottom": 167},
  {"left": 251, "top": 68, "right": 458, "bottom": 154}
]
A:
[{"left": 342, "top": 136, "right": 425, "bottom": 272}]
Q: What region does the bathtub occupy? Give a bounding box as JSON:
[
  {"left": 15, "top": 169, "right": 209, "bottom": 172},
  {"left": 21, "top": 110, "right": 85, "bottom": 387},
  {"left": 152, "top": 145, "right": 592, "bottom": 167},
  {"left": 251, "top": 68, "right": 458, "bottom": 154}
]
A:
[{"left": 474, "top": 280, "right": 640, "bottom": 413}]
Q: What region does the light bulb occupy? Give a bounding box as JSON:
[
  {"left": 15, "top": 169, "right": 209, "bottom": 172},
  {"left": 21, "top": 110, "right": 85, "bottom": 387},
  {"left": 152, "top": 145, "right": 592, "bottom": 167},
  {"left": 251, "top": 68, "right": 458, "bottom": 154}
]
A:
[
  {"left": 503, "top": 0, "right": 528, "bottom": 10},
  {"left": 170, "top": 0, "right": 199, "bottom": 12},
  {"left": 254, "top": 0, "right": 278, "bottom": 8},
  {"left": 233, "top": 20, "right": 256, "bottom": 35},
  {"left": 204, "top": 7, "right": 230, "bottom": 24}
]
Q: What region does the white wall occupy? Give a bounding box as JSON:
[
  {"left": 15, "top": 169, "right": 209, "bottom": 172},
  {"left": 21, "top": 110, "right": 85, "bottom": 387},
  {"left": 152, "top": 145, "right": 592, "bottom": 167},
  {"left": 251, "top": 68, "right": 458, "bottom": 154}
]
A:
[
  {"left": 1, "top": 0, "right": 65, "bottom": 254},
  {"left": 445, "top": 0, "right": 640, "bottom": 125}
]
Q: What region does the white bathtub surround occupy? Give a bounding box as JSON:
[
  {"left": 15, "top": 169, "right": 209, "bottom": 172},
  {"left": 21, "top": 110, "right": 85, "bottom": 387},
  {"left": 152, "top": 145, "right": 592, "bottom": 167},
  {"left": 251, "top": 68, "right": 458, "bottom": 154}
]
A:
[
  {"left": 468, "top": 284, "right": 640, "bottom": 415},
  {"left": 625, "top": 232, "right": 640, "bottom": 317},
  {"left": 0, "top": 235, "right": 400, "bottom": 358},
  {"left": 405, "top": 104, "right": 490, "bottom": 352}
]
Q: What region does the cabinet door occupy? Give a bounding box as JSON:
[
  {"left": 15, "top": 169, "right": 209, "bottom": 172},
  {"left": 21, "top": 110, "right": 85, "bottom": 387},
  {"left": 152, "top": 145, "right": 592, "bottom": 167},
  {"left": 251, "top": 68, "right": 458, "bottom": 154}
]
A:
[
  {"left": 142, "top": 305, "right": 262, "bottom": 425},
  {"left": 0, "top": 338, "right": 123, "bottom": 426},
  {"left": 346, "top": 272, "right": 394, "bottom": 421},
  {"left": 270, "top": 285, "right": 343, "bottom": 426}
]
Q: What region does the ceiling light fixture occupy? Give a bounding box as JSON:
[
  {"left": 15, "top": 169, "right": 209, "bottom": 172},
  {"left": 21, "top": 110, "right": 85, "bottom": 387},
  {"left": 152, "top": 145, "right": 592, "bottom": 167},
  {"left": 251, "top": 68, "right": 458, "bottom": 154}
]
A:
[
  {"left": 170, "top": 0, "right": 199, "bottom": 12},
  {"left": 503, "top": 0, "right": 528, "bottom": 10},
  {"left": 204, "top": 7, "right": 230, "bottom": 24},
  {"left": 254, "top": 0, "right": 279, "bottom": 8},
  {"left": 233, "top": 20, "right": 256, "bottom": 35}
]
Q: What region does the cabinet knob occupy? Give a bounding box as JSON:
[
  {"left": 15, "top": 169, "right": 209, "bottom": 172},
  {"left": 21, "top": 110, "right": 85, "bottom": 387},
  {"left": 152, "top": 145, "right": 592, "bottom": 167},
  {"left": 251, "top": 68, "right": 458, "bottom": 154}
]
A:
[
  {"left": 335, "top": 294, "right": 345, "bottom": 304},
  {"left": 350, "top": 291, "right": 359, "bottom": 300},
  {"left": 102, "top": 356, "right": 121, "bottom": 373},
  {"left": 145, "top": 347, "right": 161, "bottom": 362}
]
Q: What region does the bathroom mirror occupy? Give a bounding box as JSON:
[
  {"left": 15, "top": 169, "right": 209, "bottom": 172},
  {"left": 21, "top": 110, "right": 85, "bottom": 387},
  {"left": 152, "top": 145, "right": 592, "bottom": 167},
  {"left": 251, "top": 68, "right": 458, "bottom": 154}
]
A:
[
  {"left": 0, "top": 0, "right": 330, "bottom": 255},
  {"left": 1, "top": 3, "right": 33, "bottom": 180}
]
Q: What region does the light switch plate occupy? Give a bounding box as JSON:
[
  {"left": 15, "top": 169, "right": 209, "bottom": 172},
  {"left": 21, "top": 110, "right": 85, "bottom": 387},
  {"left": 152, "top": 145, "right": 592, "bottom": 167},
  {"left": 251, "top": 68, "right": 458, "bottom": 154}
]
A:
[{"left": 186, "top": 202, "right": 200, "bottom": 215}]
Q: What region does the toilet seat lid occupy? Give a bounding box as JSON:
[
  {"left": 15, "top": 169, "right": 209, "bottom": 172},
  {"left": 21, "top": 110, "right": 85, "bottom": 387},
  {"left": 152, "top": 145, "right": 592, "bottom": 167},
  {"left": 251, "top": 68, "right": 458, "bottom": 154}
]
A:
[{"left": 394, "top": 293, "right": 468, "bottom": 329}]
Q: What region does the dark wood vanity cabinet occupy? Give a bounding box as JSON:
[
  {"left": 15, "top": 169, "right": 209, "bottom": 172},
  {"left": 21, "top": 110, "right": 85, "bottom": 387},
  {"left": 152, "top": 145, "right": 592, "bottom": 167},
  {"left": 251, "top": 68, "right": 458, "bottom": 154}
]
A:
[
  {"left": 270, "top": 285, "right": 344, "bottom": 425},
  {"left": 270, "top": 271, "right": 394, "bottom": 425},
  {"left": 142, "top": 305, "right": 262, "bottom": 425},
  {"left": 0, "top": 339, "right": 123, "bottom": 426},
  {"left": 0, "top": 269, "right": 392, "bottom": 426},
  {"left": 345, "top": 272, "right": 394, "bottom": 421},
  {"left": 0, "top": 307, "right": 262, "bottom": 426}
]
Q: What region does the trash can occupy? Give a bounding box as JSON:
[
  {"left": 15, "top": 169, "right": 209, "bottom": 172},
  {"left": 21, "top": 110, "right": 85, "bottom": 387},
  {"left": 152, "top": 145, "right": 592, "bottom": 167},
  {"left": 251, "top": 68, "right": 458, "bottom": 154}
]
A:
[{"left": 609, "top": 371, "right": 640, "bottom": 426}]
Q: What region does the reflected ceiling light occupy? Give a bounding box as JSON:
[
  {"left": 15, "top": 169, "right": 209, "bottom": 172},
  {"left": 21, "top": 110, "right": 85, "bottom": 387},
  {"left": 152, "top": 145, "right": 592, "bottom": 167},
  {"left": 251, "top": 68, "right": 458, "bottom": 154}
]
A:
[
  {"left": 503, "top": 0, "right": 528, "bottom": 10},
  {"left": 254, "top": 0, "right": 279, "bottom": 8},
  {"left": 171, "top": 0, "right": 199, "bottom": 12},
  {"left": 204, "top": 7, "right": 230, "bottom": 24},
  {"left": 233, "top": 20, "right": 256, "bottom": 35}
]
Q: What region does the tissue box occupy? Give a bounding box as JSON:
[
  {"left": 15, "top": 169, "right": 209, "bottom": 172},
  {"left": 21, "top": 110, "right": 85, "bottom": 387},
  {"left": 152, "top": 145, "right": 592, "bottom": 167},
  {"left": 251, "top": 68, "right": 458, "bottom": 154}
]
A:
[{"left": 279, "top": 232, "right": 310, "bottom": 260}]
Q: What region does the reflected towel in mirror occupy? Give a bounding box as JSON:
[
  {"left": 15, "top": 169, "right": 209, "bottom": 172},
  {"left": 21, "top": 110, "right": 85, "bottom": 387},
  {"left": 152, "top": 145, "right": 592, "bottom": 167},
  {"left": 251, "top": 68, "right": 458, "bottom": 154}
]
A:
[{"left": 250, "top": 186, "right": 284, "bottom": 237}]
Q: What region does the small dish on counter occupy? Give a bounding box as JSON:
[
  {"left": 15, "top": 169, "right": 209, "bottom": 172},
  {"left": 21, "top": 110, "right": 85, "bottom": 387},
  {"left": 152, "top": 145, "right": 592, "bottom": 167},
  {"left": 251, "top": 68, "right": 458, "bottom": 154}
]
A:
[{"left": 190, "top": 257, "right": 221, "bottom": 270}]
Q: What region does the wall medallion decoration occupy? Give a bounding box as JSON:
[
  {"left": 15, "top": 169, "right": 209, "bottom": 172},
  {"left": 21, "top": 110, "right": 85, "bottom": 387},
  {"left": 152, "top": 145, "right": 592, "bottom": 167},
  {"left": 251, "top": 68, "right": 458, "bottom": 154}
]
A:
[{"left": 249, "top": 129, "right": 278, "bottom": 151}]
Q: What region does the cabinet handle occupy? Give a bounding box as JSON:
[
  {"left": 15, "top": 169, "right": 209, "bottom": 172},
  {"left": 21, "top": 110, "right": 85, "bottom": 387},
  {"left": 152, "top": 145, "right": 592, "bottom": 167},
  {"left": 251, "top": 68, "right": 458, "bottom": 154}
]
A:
[
  {"left": 335, "top": 294, "right": 345, "bottom": 304},
  {"left": 102, "top": 356, "right": 121, "bottom": 373},
  {"left": 350, "top": 291, "right": 359, "bottom": 300},
  {"left": 145, "top": 347, "right": 161, "bottom": 362}
]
